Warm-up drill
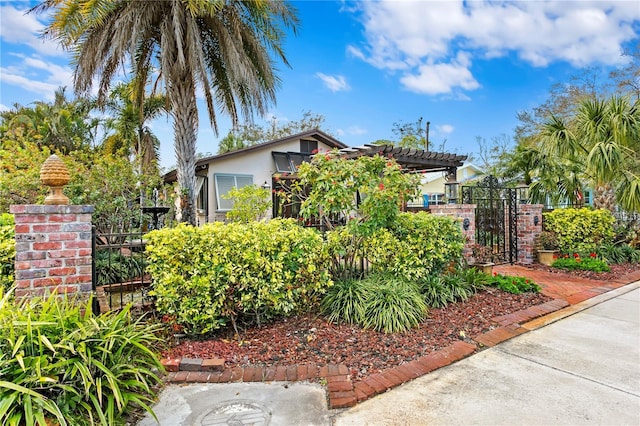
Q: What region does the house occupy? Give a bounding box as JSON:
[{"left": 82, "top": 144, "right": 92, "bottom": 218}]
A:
[
  {"left": 417, "top": 163, "right": 484, "bottom": 206},
  {"left": 163, "top": 129, "right": 347, "bottom": 224}
]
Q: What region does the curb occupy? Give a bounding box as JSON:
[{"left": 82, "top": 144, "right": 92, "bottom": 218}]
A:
[{"left": 160, "top": 279, "right": 640, "bottom": 409}]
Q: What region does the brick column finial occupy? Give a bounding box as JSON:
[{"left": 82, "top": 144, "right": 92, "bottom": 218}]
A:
[{"left": 40, "top": 154, "right": 71, "bottom": 205}]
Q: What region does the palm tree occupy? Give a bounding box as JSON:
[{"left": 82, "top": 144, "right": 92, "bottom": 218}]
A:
[
  {"left": 33, "top": 0, "right": 298, "bottom": 224},
  {"left": 102, "top": 82, "right": 167, "bottom": 176},
  {"left": 1, "top": 87, "right": 99, "bottom": 153},
  {"left": 538, "top": 96, "right": 640, "bottom": 213}
]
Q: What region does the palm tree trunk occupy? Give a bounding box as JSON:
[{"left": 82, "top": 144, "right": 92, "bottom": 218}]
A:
[
  {"left": 592, "top": 182, "right": 616, "bottom": 212},
  {"left": 170, "top": 69, "right": 198, "bottom": 225}
]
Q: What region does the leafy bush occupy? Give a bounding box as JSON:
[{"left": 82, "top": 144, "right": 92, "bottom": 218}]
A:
[
  {"left": 0, "top": 288, "right": 164, "bottom": 425},
  {"left": 361, "top": 212, "right": 465, "bottom": 281},
  {"left": 418, "top": 271, "right": 481, "bottom": 308},
  {"left": 320, "top": 278, "right": 368, "bottom": 325},
  {"left": 0, "top": 213, "right": 14, "bottom": 292},
  {"left": 543, "top": 208, "right": 614, "bottom": 253},
  {"left": 487, "top": 274, "right": 541, "bottom": 294},
  {"left": 361, "top": 275, "right": 427, "bottom": 334},
  {"left": 418, "top": 275, "right": 457, "bottom": 308},
  {"left": 222, "top": 184, "right": 271, "bottom": 223},
  {"left": 552, "top": 253, "right": 610, "bottom": 272},
  {"left": 146, "top": 220, "right": 332, "bottom": 335},
  {"left": 457, "top": 267, "right": 492, "bottom": 290},
  {"left": 596, "top": 243, "right": 640, "bottom": 264},
  {"left": 320, "top": 273, "right": 427, "bottom": 333}
]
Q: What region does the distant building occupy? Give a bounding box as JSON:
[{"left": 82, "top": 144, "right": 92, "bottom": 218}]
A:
[{"left": 417, "top": 163, "right": 484, "bottom": 206}]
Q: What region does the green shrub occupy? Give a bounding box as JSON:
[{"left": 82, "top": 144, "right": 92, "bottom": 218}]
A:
[
  {"left": 418, "top": 275, "right": 457, "bottom": 308},
  {"left": 457, "top": 267, "right": 492, "bottom": 290},
  {"left": 543, "top": 208, "right": 615, "bottom": 253},
  {"left": 320, "top": 278, "right": 368, "bottom": 325},
  {"left": 0, "top": 214, "right": 14, "bottom": 292},
  {"left": 0, "top": 287, "right": 164, "bottom": 425},
  {"left": 360, "top": 212, "right": 465, "bottom": 281},
  {"left": 552, "top": 253, "right": 610, "bottom": 272},
  {"left": 320, "top": 273, "right": 427, "bottom": 333},
  {"left": 597, "top": 243, "right": 640, "bottom": 264},
  {"left": 222, "top": 184, "right": 271, "bottom": 223},
  {"left": 360, "top": 274, "right": 427, "bottom": 334},
  {"left": 487, "top": 274, "right": 541, "bottom": 294},
  {"left": 146, "top": 220, "right": 332, "bottom": 335},
  {"left": 418, "top": 269, "right": 484, "bottom": 308}
]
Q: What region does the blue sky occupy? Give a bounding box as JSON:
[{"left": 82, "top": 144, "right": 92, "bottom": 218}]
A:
[{"left": 1, "top": 0, "right": 639, "bottom": 171}]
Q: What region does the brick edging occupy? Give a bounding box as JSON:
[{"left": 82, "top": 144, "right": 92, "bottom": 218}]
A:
[{"left": 160, "top": 279, "right": 636, "bottom": 409}]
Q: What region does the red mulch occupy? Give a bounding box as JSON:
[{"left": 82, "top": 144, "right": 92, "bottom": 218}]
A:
[
  {"left": 163, "top": 288, "right": 551, "bottom": 381},
  {"left": 522, "top": 262, "right": 639, "bottom": 281}
]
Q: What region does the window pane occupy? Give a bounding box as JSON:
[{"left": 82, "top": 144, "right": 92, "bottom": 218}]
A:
[
  {"left": 236, "top": 176, "right": 253, "bottom": 188},
  {"left": 273, "top": 152, "right": 293, "bottom": 172},
  {"left": 300, "top": 140, "right": 318, "bottom": 153},
  {"left": 216, "top": 175, "right": 236, "bottom": 210},
  {"left": 215, "top": 175, "right": 254, "bottom": 211},
  {"left": 289, "top": 153, "right": 305, "bottom": 171}
]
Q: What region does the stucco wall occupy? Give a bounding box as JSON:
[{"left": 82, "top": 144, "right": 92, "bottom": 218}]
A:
[{"left": 203, "top": 138, "right": 337, "bottom": 223}]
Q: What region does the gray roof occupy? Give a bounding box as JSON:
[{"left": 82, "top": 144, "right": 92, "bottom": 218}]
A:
[{"left": 163, "top": 129, "right": 347, "bottom": 183}]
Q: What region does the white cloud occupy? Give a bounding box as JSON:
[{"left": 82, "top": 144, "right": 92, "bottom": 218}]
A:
[
  {"left": 437, "top": 124, "right": 454, "bottom": 135},
  {"left": 352, "top": 0, "right": 639, "bottom": 95},
  {"left": 315, "top": 73, "right": 351, "bottom": 92},
  {"left": 0, "top": 5, "right": 66, "bottom": 57},
  {"left": 0, "top": 104, "right": 9, "bottom": 112},
  {"left": 347, "top": 125, "right": 367, "bottom": 135},
  {"left": 400, "top": 52, "right": 479, "bottom": 95},
  {"left": 0, "top": 53, "right": 73, "bottom": 101}
]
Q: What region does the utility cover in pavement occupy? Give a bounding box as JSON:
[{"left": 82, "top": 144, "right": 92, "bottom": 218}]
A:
[{"left": 198, "top": 400, "right": 271, "bottom": 425}]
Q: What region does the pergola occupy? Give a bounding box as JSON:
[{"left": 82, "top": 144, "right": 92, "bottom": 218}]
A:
[
  {"left": 272, "top": 144, "right": 468, "bottom": 220},
  {"left": 338, "top": 144, "right": 468, "bottom": 176}
]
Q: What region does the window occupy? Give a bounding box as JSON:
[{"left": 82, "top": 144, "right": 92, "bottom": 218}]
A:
[
  {"left": 272, "top": 152, "right": 312, "bottom": 172},
  {"left": 273, "top": 152, "right": 293, "bottom": 172},
  {"left": 214, "top": 174, "right": 253, "bottom": 211},
  {"left": 428, "top": 193, "right": 445, "bottom": 205},
  {"left": 300, "top": 139, "right": 318, "bottom": 154}
]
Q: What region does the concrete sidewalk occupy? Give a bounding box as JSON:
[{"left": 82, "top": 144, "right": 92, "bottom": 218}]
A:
[
  {"left": 138, "top": 283, "right": 640, "bottom": 426},
  {"left": 334, "top": 284, "right": 640, "bottom": 426}
]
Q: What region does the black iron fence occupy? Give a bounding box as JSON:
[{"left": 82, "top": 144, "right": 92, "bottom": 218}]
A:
[{"left": 91, "top": 227, "right": 153, "bottom": 312}]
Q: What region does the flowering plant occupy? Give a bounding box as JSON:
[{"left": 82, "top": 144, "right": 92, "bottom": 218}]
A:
[
  {"left": 552, "top": 253, "right": 610, "bottom": 272},
  {"left": 536, "top": 231, "right": 559, "bottom": 251}
]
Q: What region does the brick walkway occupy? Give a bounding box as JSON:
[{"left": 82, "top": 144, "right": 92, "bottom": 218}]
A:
[
  {"left": 494, "top": 264, "right": 640, "bottom": 305},
  {"left": 162, "top": 265, "right": 640, "bottom": 409}
]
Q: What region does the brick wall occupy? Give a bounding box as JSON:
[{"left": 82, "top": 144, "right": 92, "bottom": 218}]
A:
[
  {"left": 430, "top": 204, "right": 476, "bottom": 259},
  {"left": 9, "top": 204, "right": 94, "bottom": 299},
  {"left": 517, "top": 204, "right": 543, "bottom": 264}
]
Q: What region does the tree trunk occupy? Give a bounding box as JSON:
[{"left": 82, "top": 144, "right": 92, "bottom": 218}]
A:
[
  {"left": 592, "top": 182, "right": 616, "bottom": 212},
  {"left": 169, "top": 70, "right": 198, "bottom": 225}
]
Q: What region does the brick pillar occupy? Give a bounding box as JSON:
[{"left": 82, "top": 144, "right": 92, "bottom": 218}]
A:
[
  {"left": 430, "top": 204, "right": 476, "bottom": 259},
  {"left": 9, "top": 205, "right": 94, "bottom": 299},
  {"left": 517, "top": 204, "right": 543, "bottom": 264}
]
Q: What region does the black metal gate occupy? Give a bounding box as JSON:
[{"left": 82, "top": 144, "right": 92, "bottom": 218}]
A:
[
  {"left": 462, "top": 175, "right": 518, "bottom": 264},
  {"left": 91, "top": 228, "right": 153, "bottom": 313}
]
